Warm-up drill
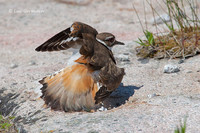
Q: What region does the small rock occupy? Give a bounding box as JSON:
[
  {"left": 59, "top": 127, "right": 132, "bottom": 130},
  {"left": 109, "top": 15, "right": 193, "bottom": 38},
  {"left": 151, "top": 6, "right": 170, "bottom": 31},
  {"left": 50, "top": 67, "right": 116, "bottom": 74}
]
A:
[
  {"left": 187, "top": 71, "right": 192, "bottom": 73},
  {"left": 10, "top": 63, "right": 18, "bottom": 69},
  {"left": 138, "top": 58, "right": 149, "bottom": 64},
  {"left": 2, "top": 87, "right": 7, "bottom": 90},
  {"left": 147, "top": 93, "right": 157, "bottom": 98},
  {"left": 29, "top": 60, "right": 36, "bottom": 65},
  {"left": 164, "top": 64, "right": 180, "bottom": 73},
  {"left": 151, "top": 14, "right": 170, "bottom": 25},
  {"left": 11, "top": 83, "right": 18, "bottom": 86},
  {"left": 127, "top": 97, "right": 138, "bottom": 103},
  {"left": 123, "top": 52, "right": 129, "bottom": 55},
  {"left": 178, "top": 59, "right": 184, "bottom": 64},
  {"left": 0, "top": 87, "right": 6, "bottom": 93},
  {"left": 117, "top": 54, "right": 130, "bottom": 62}
]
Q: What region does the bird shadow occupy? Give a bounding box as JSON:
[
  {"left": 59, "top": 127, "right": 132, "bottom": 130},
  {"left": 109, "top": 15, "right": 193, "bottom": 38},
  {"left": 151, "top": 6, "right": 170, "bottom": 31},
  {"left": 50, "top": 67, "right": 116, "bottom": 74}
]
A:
[{"left": 102, "top": 83, "right": 143, "bottom": 109}]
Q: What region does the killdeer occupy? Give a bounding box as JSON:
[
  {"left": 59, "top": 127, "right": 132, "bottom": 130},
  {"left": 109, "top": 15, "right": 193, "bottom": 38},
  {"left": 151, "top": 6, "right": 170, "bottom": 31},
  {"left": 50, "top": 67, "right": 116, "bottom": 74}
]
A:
[{"left": 36, "top": 22, "right": 125, "bottom": 112}]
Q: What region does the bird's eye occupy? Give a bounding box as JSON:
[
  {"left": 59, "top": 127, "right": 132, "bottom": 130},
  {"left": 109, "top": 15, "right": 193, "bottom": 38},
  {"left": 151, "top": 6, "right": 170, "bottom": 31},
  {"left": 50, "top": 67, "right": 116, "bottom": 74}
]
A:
[
  {"left": 109, "top": 38, "right": 115, "bottom": 43},
  {"left": 105, "top": 36, "right": 115, "bottom": 43}
]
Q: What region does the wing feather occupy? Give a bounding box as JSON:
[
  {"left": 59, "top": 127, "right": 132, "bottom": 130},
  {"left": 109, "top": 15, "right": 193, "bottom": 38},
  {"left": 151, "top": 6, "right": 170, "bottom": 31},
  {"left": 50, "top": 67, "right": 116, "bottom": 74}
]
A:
[
  {"left": 35, "top": 28, "right": 72, "bottom": 52},
  {"left": 35, "top": 22, "right": 98, "bottom": 52},
  {"left": 94, "top": 61, "right": 125, "bottom": 103}
]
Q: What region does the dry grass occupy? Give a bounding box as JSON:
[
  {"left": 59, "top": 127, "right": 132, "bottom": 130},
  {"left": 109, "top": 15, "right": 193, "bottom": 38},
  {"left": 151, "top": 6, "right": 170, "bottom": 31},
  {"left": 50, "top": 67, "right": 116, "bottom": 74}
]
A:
[
  {"left": 136, "top": 27, "right": 200, "bottom": 59},
  {"left": 134, "top": 0, "right": 200, "bottom": 59}
]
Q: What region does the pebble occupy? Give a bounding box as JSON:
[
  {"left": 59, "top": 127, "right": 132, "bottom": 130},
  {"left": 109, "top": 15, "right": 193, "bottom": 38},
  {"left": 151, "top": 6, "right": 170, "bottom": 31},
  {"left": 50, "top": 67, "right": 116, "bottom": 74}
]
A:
[
  {"left": 148, "top": 93, "right": 157, "bottom": 98},
  {"left": 164, "top": 64, "right": 180, "bottom": 73},
  {"left": 11, "top": 83, "right": 18, "bottom": 86},
  {"left": 151, "top": 14, "right": 171, "bottom": 25},
  {"left": 123, "top": 52, "right": 129, "bottom": 55},
  {"left": 29, "top": 60, "right": 36, "bottom": 65},
  {"left": 2, "top": 87, "right": 7, "bottom": 90},
  {"left": 10, "top": 63, "right": 18, "bottom": 69},
  {"left": 0, "top": 87, "right": 6, "bottom": 93},
  {"left": 127, "top": 97, "right": 137, "bottom": 103},
  {"left": 178, "top": 59, "right": 184, "bottom": 64},
  {"left": 187, "top": 71, "right": 192, "bottom": 73},
  {"left": 117, "top": 54, "right": 130, "bottom": 62},
  {"left": 138, "top": 58, "right": 149, "bottom": 64}
]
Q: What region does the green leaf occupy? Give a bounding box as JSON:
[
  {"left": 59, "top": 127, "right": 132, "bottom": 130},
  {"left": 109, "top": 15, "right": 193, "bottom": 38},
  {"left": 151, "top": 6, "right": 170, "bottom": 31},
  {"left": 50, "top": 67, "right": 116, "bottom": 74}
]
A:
[
  {"left": 0, "top": 123, "right": 12, "bottom": 129},
  {"left": 174, "top": 117, "right": 187, "bottom": 133},
  {"left": 8, "top": 116, "right": 15, "bottom": 120},
  {"left": 144, "top": 30, "right": 155, "bottom": 45},
  {"left": 181, "top": 118, "right": 186, "bottom": 133},
  {"left": 174, "top": 128, "right": 180, "bottom": 133},
  {"left": 135, "top": 38, "right": 147, "bottom": 46},
  {"left": 0, "top": 115, "right": 3, "bottom": 121}
]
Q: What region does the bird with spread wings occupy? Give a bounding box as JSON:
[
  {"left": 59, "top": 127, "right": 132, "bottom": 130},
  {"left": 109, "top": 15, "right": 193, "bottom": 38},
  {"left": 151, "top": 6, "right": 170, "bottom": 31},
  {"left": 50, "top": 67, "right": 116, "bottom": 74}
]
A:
[{"left": 36, "top": 22, "right": 125, "bottom": 112}]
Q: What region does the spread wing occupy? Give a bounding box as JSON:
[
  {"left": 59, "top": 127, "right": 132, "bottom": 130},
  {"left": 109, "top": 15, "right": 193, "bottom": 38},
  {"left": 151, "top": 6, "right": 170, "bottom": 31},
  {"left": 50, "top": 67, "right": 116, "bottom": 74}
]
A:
[{"left": 35, "top": 22, "right": 98, "bottom": 52}]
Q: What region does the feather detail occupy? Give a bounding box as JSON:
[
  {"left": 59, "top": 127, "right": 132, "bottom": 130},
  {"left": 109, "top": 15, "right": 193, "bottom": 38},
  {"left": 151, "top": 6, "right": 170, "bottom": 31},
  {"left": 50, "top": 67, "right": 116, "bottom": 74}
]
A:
[
  {"left": 35, "top": 22, "right": 98, "bottom": 52},
  {"left": 40, "top": 64, "right": 98, "bottom": 111}
]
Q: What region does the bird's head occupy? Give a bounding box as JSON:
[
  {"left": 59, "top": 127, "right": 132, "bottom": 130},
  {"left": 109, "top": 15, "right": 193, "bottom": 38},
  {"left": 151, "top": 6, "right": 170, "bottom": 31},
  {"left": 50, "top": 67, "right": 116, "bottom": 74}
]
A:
[{"left": 96, "top": 32, "right": 124, "bottom": 49}]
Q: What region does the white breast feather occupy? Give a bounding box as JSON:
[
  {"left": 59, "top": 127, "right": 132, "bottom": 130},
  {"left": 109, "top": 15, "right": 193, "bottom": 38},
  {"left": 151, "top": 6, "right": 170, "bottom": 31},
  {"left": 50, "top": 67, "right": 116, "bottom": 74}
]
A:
[{"left": 67, "top": 52, "right": 81, "bottom": 66}]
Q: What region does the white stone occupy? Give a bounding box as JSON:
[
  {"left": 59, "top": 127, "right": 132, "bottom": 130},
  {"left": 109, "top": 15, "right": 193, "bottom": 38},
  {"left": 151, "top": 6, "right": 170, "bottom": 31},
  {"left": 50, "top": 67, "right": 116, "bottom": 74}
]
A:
[
  {"left": 164, "top": 64, "right": 180, "bottom": 73},
  {"left": 148, "top": 93, "right": 157, "bottom": 98}
]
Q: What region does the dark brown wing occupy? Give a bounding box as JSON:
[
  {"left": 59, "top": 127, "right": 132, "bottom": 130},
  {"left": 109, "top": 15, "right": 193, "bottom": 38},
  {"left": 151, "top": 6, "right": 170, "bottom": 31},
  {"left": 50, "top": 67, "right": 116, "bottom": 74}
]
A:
[
  {"left": 108, "top": 49, "right": 116, "bottom": 64},
  {"left": 35, "top": 28, "right": 72, "bottom": 52},
  {"left": 35, "top": 22, "right": 98, "bottom": 52},
  {"left": 94, "top": 60, "right": 125, "bottom": 103},
  {"left": 95, "top": 85, "right": 112, "bottom": 104}
]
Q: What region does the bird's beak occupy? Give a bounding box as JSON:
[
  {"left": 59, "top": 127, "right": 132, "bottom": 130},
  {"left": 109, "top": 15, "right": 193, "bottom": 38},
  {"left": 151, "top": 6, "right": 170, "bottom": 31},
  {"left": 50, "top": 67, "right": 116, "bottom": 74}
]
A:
[{"left": 114, "top": 40, "right": 125, "bottom": 45}]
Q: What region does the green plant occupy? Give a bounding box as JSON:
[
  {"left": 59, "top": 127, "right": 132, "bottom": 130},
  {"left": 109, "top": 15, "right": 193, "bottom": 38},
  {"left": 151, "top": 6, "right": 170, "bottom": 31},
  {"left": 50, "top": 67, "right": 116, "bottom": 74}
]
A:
[
  {"left": 136, "top": 30, "right": 155, "bottom": 46},
  {"left": 174, "top": 118, "right": 187, "bottom": 133},
  {"left": 0, "top": 115, "right": 16, "bottom": 132},
  {"left": 144, "top": 30, "right": 155, "bottom": 46},
  {"left": 136, "top": 38, "right": 147, "bottom": 46}
]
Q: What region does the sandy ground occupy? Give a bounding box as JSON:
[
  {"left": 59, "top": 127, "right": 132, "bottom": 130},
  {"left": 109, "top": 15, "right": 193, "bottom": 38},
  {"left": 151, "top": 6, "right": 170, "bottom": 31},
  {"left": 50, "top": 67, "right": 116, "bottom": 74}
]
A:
[{"left": 0, "top": 0, "right": 200, "bottom": 132}]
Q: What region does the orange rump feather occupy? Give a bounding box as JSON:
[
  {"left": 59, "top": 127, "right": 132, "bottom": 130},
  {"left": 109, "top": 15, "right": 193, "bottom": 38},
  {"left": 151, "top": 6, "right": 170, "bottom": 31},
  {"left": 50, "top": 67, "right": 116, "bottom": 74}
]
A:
[
  {"left": 74, "top": 55, "right": 88, "bottom": 64},
  {"left": 40, "top": 63, "right": 98, "bottom": 112}
]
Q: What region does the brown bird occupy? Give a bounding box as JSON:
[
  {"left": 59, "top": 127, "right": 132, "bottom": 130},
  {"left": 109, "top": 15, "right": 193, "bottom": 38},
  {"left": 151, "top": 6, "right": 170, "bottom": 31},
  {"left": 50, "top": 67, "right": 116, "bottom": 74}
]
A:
[{"left": 36, "top": 22, "right": 125, "bottom": 112}]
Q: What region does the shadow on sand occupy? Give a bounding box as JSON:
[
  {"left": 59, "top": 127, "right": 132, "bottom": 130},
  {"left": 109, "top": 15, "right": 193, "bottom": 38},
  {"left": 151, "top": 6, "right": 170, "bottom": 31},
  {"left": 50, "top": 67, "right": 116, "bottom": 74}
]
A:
[{"left": 102, "top": 83, "right": 143, "bottom": 109}]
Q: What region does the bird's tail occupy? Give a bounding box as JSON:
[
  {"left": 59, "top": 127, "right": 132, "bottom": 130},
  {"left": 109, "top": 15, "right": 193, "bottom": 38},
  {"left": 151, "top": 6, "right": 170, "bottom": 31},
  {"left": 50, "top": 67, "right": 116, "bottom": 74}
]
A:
[{"left": 39, "top": 64, "right": 98, "bottom": 112}]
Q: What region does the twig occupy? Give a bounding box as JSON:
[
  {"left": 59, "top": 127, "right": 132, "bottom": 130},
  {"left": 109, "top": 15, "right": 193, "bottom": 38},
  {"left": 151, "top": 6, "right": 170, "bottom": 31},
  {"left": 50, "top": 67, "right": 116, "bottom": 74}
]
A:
[
  {"left": 132, "top": 2, "right": 145, "bottom": 32},
  {"left": 143, "top": 0, "right": 148, "bottom": 30}
]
